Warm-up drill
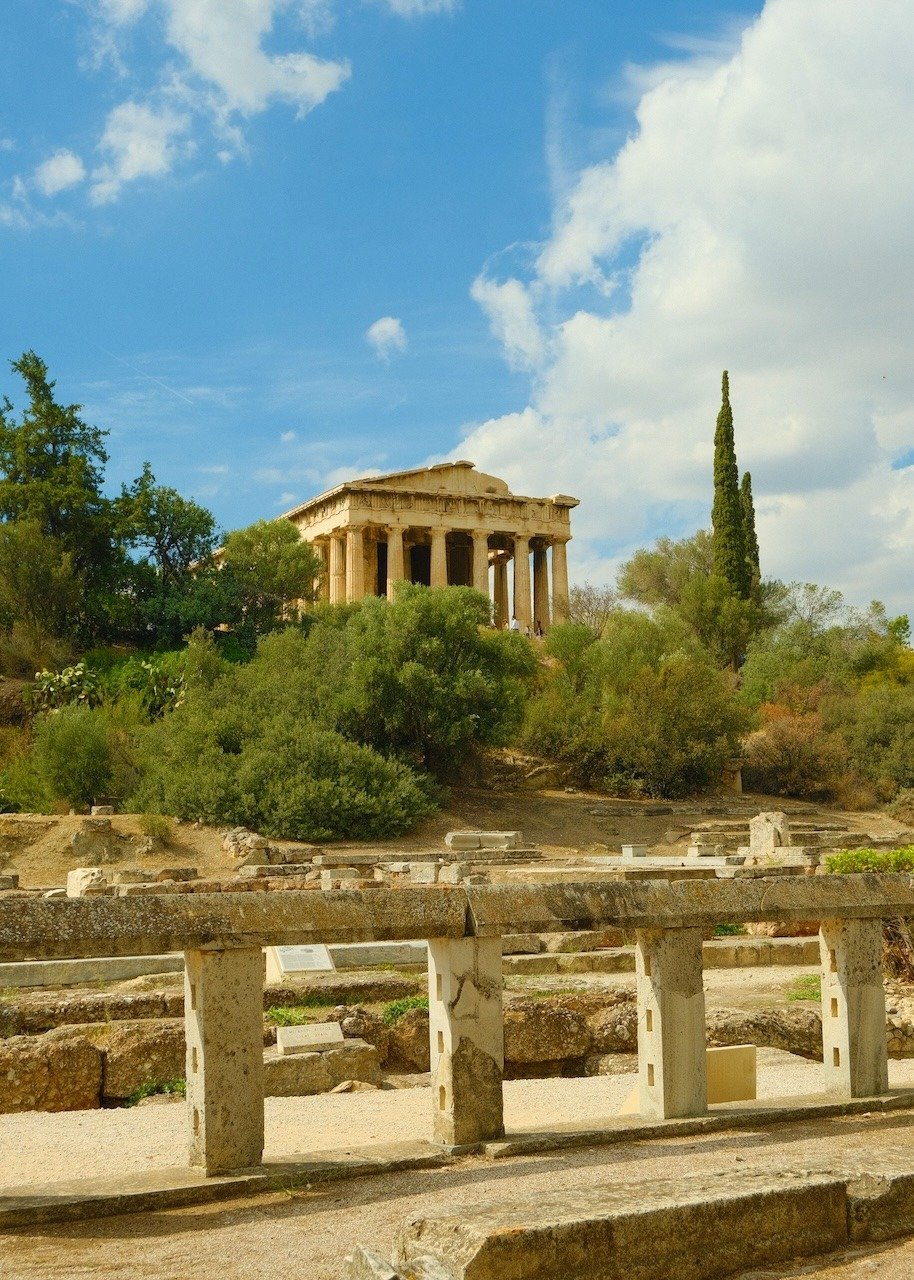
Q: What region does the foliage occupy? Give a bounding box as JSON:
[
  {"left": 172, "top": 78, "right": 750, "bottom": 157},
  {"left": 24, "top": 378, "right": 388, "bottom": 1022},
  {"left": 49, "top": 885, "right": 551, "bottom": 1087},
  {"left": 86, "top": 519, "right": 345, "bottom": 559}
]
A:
[
  {"left": 822, "top": 684, "right": 914, "bottom": 798},
  {"left": 118, "top": 462, "right": 216, "bottom": 584},
  {"left": 266, "top": 995, "right": 357, "bottom": 1020},
  {"left": 29, "top": 661, "right": 102, "bottom": 713},
  {"left": 138, "top": 812, "right": 173, "bottom": 842},
  {"left": 740, "top": 470, "right": 761, "bottom": 598},
  {"left": 31, "top": 706, "right": 114, "bottom": 808},
  {"left": 711, "top": 371, "right": 750, "bottom": 600},
  {"left": 826, "top": 846, "right": 914, "bottom": 875},
  {"left": 220, "top": 519, "right": 323, "bottom": 635},
  {"left": 106, "top": 652, "right": 186, "bottom": 718},
  {"left": 713, "top": 923, "right": 746, "bottom": 937},
  {"left": 786, "top": 974, "right": 821, "bottom": 1002},
  {"left": 382, "top": 995, "right": 429, "bottom": 1025},
  {"left": 567, "top": 582, "right": 617, "bottom": 637},
  {"left": 742, "top": 706, "right": 849, "bottom": 799},
  {"left": 0, "top": 521, "right": 83, "bottom": 665},
  {"left": 125, "top": 1078, "right": 186, "bottom": 1107}
]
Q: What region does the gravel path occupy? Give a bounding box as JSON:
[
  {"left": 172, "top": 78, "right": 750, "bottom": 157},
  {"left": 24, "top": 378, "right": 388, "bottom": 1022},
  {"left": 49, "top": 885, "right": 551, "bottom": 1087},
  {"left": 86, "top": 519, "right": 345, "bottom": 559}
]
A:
[{"left": 5, "top": 1056, "right": 914, "bottom": 1279}]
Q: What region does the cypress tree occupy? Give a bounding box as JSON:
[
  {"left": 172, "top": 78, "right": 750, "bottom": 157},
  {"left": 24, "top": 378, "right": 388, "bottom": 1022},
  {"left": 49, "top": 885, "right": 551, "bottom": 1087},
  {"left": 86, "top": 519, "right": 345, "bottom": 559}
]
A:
[
  {"left": 740, "top": 470, "right": 761, "bottom": 599},
  {"left": 711, "top": 371, "right": 749, "bottom": 599}
]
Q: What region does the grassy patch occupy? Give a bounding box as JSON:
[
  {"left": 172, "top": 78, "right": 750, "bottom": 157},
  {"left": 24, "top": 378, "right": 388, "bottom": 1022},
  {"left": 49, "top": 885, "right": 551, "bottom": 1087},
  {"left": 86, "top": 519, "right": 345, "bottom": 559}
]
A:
[
  {"left": 125, "top": 1078, "right": 186, "bottom": 1107},
  {"left": 713, "top": 923, "right": 746, "bottom": 937},
  {"left": 826, "top": 847, "right": 914, "bottom": 875},
  {"left": 786, "top": 973, "right": 821, "bottom": 1003},
  {"left": 382, "top": 995, "right": 429, "bottom": 1026}
]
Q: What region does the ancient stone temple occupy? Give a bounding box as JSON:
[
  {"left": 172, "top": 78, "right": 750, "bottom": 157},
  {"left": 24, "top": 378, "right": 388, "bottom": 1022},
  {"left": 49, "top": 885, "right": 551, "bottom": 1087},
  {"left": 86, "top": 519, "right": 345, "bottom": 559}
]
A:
[{"left": 282, "top": 461, "right": 579, "bottom": 631}]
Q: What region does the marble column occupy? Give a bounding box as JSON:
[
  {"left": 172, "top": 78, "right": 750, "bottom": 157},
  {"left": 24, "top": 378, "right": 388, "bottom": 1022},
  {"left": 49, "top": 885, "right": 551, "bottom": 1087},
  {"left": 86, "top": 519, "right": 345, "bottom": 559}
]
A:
[
  {"left": 387, "top": 526, "right": 406, "bottom": 601},
  {"left": 184, "top": 947, "right": 264, "bottom": 1174},
  {"left": 635, "top": 927, "right": 707, "bottom": 1120},
  {"left": 430, "top": 527, "right": 449, "bottom": 589},
  {"left": 493, "top": 555, "right": 509, "bottom": 628},
  {"left": 329, "top": 532, "right": 346, "bottom": 604},
  {"left": 472, "top": 530, "right": 490, "bottom": 600},
  {"left": 820, "top": 918, "right": 888, "bottom": 1099},
  {"left": 315, "top": 540, "right": 330, "bottom": 602},
  {"left": 533, "top": 541, "right": 550, "bottom": 634},
  {"left": 428, "top": 937, "right": 504, "bottom": 1149},
  {"left": 512, "top": 534, "right": 532, "bottom": 633},
  {"left": 346, "top": 526, "right": 366, "bottom": 602},
  {"left": 551, "top": 537, "right": 570, "bottom": 624}
]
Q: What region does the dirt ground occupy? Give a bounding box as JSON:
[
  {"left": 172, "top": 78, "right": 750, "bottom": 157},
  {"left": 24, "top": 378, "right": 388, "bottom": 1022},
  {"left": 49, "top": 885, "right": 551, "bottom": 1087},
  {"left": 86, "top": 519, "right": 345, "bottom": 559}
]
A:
[{"left": 2, "top": 785, "right": 907, "bottom": 889}]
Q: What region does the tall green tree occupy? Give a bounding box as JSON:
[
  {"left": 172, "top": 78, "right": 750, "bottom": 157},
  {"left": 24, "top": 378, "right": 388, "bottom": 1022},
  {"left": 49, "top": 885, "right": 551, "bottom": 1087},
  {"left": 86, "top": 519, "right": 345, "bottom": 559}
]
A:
[
  {"left": 711, "top": 371, "right": 749, "bottom": 599},
  {"left": 220, "top": 519, "right": 324, "bottom": 635},
  {"left": 0, "top": 352, "right": 115, "bottom": 579},
  {"left": 740, "top": 470, "right": 761, "bottom": 599},
  {"left": 119, "top": 463, "right": 217, "bottom": 584}
]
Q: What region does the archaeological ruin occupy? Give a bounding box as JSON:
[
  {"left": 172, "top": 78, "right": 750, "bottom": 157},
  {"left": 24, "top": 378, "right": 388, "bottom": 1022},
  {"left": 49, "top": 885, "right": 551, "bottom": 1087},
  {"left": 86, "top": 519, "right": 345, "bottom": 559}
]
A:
[{"left": 279, "top": 461, "right": 579, "bottom": 630}]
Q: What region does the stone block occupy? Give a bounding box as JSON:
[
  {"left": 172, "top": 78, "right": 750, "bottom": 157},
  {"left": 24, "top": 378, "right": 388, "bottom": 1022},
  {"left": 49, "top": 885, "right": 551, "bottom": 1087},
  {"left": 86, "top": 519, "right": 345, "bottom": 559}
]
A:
[
  {"left": 621, "top": 844, "right": 649, "bottom": 859},
  {"left": 503, "top": 1001, "right": 591, "bottom": 1063},
  {"left": 90, "top": 805, "right": 114, "bottom": 816},
  {"left": 409, "top": 863, "right": 438, "bottom": 884},
  {"left": 750, "top": 810, "right": 790, "bottom": 855},
  {"left": 66, "top": 867, "right": 109, "bottom": 898},
  {"left": 321, "top": 868, "right": 364, "bottom": 890},
  {"left": 155, "top": 867, "right": 198, "bottom": 882},
  {"left": 706, "top": 1043, "right": 757, "bottom": 1103},
  {"left": 437, "top": 864, "right": 469, "bottom": 885},
  {"left": 276, "top": 1022, "right": 343, "bottom": 1055},
  {"left": 0, "top": 1032, "right": 102, "bottom": 1113},
  {"left": 330, "top": 941, "right": 428, "bottom": 969},
  {"left": 100, "top": 1018, "right": 186, "bottom": 1101},
  {"left": 500, "top": 933, "right": 542, "bottom": 955},
  {"left": 70, "top": 820, "right": 123, "bottom": 865},
  {"left": 445, "top": 833, "right": 481, "bottom": 851},
  {"left": 264, "top": 1040, "right": 381, "bottom": 1095},
  {"left": 346, "top": 1247, "right": 401, "bottom": 1280},
  {"left": 0, "top": 874, "right": 19, "bottom": 890},
  {"left": 111, "top": 868, "right": 156, "bottom": 886}
]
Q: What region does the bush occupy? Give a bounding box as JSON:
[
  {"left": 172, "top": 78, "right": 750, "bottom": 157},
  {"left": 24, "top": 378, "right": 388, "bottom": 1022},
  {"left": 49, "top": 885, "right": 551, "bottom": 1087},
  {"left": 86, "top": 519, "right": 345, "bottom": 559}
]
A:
[
  {"left": 32, "top": 706, "right": 113, "bottom": 808},
  {"left": 742, "top": 707, "right": 848, "bottom": 799},
  {"left": 138, "top": 812, "right": 173, "bottom": 843},
  {"left": 826, "top": 846, "right": 914, "bottom": 874},
  {"left": 28, "top": 662, "right": 101, "bottom": 713},
  {"left": 382, "top": 995, "right": 429, "bottom": 1025}
]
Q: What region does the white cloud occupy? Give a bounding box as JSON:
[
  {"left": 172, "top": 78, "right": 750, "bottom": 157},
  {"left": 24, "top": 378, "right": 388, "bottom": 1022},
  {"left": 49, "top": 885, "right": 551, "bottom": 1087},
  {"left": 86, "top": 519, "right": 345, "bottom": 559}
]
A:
[
  {"left": 281, "top": 430, "right": 297, "bottom": 442},
  {"left": 0, "top": 138, "right": 15, "bottom": 152},
  {"left": 366, "top": 315, "right": 408, "bottom": 361},
  {"left": 471, "top": 275, "right": 545, "bottom": 371},
  {"left": 378, "top": 0, "right": 458, "bottom": 15},
  {"left": 90, "top": 101, "right": 189, "bottom": 203},
  {"left": 458, "top": 0, "right": 914, "bottom": 615},
  {"left": 33, "top": 150, "right": 87, "bottom": 197}
]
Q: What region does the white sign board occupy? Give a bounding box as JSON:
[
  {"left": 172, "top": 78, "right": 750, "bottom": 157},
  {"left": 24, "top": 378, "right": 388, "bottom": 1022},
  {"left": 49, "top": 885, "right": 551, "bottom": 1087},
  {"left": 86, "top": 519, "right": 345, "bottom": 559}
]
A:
[{"left": 264, "top": 944, "right": 335, "bottom": 984}]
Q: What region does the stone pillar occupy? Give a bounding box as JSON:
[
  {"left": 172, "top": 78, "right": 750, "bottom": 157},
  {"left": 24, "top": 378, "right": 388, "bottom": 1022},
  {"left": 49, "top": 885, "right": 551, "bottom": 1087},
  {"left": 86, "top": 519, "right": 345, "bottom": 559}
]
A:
[
  {"left": 551, "top": 537, "right": 570, "bottom": 624},
  {"left": 387, "top": 526, "right": 406, "bottom": 601},
  {"left": 493, "top": 556, "right": 509, "bottom": 628},
  {"left": 430, "top": 528, "right": 448, "bottom": 589},
  {"left": 184, "top": 947, "right": 264, "bottom": 1174},
  {"left": 820, "top": 918, "right": 888, "bottom": 1099},
  {"left": 533, "top": 542, "right": 550, "bottom": 634},
  {"left": 315, "top": 540, "right": 330, "bottom": 602},
  {"left": 428, "top": 937, "right": 504, "bottom": 1149},
  {"left": 329, "top": 533, "right": 346, "bottom": 604},
  {"left": 346, "top": 526, "right": 366, "bottom": 602},
  {"left": 635, "top": 928, "right": 707, "bottom": 1120},
  {"left": 472, "top": 530, "right": 490, "bottom": 600},
  {"left": 512, "top": 534, "right": 532, "bottom": 632}
]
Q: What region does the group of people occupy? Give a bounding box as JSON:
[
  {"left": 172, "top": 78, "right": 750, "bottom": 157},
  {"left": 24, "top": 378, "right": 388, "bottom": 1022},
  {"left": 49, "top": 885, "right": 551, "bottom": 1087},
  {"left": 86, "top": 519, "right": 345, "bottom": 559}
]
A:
[{"left": 507, "top": 616, "right": 545, "bottom": 638}]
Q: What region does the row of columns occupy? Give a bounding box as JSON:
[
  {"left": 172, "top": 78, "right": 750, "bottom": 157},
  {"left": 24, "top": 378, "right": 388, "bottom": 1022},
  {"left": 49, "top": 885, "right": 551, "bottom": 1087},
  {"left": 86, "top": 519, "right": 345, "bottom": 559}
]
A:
[
  {"left": 184, "top": 917, "right": 889, "bottom": 1173},
  {"left": 316, "top": 526, "right": 570, "bottom": 629}
]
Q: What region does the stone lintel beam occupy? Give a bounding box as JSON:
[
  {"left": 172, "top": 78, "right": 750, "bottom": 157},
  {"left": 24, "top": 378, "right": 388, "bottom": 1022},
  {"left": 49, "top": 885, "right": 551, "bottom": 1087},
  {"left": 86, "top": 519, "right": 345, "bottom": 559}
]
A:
[{"left": 0, "top": 888, "right": 468, "bottom": 961}]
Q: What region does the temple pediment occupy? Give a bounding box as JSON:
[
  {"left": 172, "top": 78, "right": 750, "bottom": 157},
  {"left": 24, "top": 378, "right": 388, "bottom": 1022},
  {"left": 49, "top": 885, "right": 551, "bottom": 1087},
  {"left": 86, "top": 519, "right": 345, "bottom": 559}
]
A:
[{"left": 355, "top": 461, "right": 511, "bottom": 497}]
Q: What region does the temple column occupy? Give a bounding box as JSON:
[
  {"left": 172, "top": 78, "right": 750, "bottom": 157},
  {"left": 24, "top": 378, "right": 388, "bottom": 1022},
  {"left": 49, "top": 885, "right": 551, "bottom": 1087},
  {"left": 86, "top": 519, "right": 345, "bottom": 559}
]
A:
[
  {"left": 329, "top": 533, "right": 346, "bottom": 604},
  {"left": 493, "top": 555, "right": 509, "bottom": 628},
  {"left": 551, "top": 537, "right": 570, "bottom": 624},
  {"left": 430, "top": 527, "right": 448, "bottom": 589},
  {"left": 387, "top": 526, "right": 406, "bottom": 601},
  {"left": 472, "top": 530, "right": 490, "bottom": 600},
  {"left": 314, "top": 540, "right": 330, "bottom": 602},
  {"left": 512, "top": 535, "right": 532, "bottom": 633},
  {"left": 346, "top": 526, "right": 366, "bottom": 602},
  {"left": 533, "top": 541, "right": 550, "bottom": 634}
]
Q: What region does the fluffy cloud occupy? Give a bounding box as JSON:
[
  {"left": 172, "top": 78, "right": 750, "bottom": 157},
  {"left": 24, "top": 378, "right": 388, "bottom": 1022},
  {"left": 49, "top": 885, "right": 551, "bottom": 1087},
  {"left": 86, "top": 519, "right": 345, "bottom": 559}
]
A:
[
  {"left": 366, "top": 315, "right": 408, "bottom": 360},
  {"left": 378, "top": 0, "right": 458, "bottom": 15},
  {"left": 457, "top": 0, "right": 914, "bottom": 614},
  {"left": 89, "top": 101, "right": 189, "bottom": 203},
  {"left": 33, "top": 150, "right": 87, "bottom": 196}
]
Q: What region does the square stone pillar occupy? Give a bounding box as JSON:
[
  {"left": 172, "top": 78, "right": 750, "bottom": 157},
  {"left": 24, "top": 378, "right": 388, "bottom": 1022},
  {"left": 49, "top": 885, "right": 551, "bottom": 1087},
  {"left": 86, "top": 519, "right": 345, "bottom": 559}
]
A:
[
  {"left": 512, "top": 534, "right": 532, "bottom": 632},
  {"left": 430, "top": 528, "right": 448, "bottom": 589},
  {"left": 184, "top": 947, "right": 265, "bottom": 1174},
  {"left": 551, "top": 538, "right": 570, "bottom": 624},
  {"left": 386, "top": 526, "right": 405, "bottom": 600},
  {"left": 533, "top": 541, "right": 550, "bottom": 633},
  {"left": 472, "top": 530, "right": 490, "bottom": 600},
  {"left": 636, "top": 928, "right": 707, "bottom": 1119},
  {"left": 346, "top": 526, "right": 366, "bottom": 601},
  {"left": 820, "top": 918, "right": 888, "bottom": 1098},
  {"left": 329, "top": 532, "right": 346, "bottom": 604},
  {"left": 428, "top": 937, "right": 504, "bottom": 1149}
]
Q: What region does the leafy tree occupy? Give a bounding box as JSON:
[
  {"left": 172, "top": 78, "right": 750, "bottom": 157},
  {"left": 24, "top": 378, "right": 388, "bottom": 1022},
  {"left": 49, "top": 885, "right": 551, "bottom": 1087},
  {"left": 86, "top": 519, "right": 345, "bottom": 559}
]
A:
[
  {"left": 618, "top": 530, "right": 714, "bottom": 609},
  {"left": 711, "top": 371, "right": 749, "bottom": 599},
  {"left": 740, "top": 470, "right": 760, "bottom": 598},
  {"left": 119, "top": 463, "right": 217, "bottom": 584},
  {"left": 568, "top": 582, "right": 617, "bottom": 637},
  {"left": 0, "top": 520, "right": 82, "bottom": 664},
  {"left": 220, "top": 519, "right": 323, "bottom": 635},
  {"left": 32, "top": 705, "right": 114, "bottom": 809},
  {"left": 0, "top": 353, "right": 116, "bottom": 586}
]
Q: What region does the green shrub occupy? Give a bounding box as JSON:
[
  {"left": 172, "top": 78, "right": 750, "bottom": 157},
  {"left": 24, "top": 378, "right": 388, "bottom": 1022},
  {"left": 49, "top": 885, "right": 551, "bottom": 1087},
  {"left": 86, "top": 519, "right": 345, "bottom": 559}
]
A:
[
  {"left": 382, "top": 995, "right": 429, "bottom": 1025},
  {"left": 713, "top": 923, "right": 746, "bottom": 936},
  {"left": 28, "top": 662, "right": 101, "bottom": 713},
  {"left": 138, "top": 812, "right": 173, "bottom": 843},
  {"left": 31, "top": 706, "right": 113, "bottom": 808},
  {"left": 125, "top": 1078, "right": 186, "bottom": 1107},
  {"left": 826, "top": 846, "right": 914, "bottom": 875}
]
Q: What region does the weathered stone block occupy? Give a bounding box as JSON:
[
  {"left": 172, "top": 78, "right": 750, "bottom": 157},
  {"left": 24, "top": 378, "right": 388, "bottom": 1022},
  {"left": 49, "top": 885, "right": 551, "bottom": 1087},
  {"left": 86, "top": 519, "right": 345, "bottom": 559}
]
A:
[
  {"left": 66, "top": 867, "right": 109, "bottom": 898},
  {"left": 503, "top": 1002, "right": 591, "bottom": 1063},
  {"left": 264, "top": 1039, "right": 381, "bottom": 1095},
  {"left": 100, "top": 1018, "right": 186, "bottom": 1101},
  {"left": 750, "top": 811, "right": 790, "bottom": 854},
  {"left": 409, "top": 864, "right": 438, "bottom": 885},
  {"left": 0, "top": 1032, "right": 102, "bottom": 1112}
]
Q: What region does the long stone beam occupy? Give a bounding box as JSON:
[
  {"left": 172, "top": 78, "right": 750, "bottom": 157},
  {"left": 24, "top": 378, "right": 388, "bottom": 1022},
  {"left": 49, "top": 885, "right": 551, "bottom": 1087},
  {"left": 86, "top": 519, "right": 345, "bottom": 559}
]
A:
[
  {"left": 0, "top": 888, "right": 469, "bottom": 962},
  {"left": 2, "top": 875, "right": 914, "bottom": 962}
]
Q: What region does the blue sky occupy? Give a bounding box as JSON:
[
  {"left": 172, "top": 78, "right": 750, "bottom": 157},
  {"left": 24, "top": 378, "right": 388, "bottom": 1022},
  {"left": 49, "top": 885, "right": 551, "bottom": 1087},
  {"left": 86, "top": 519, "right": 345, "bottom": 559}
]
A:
[{"left": 2, "top": 1, "right": 913, "bottom": 614}]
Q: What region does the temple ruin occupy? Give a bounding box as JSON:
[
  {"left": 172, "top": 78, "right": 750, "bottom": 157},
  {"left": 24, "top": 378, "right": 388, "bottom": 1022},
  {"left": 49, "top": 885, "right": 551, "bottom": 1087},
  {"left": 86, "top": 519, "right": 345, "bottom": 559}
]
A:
[{"left": 280, "top": 461, "right": 579, "bottom": 630}]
